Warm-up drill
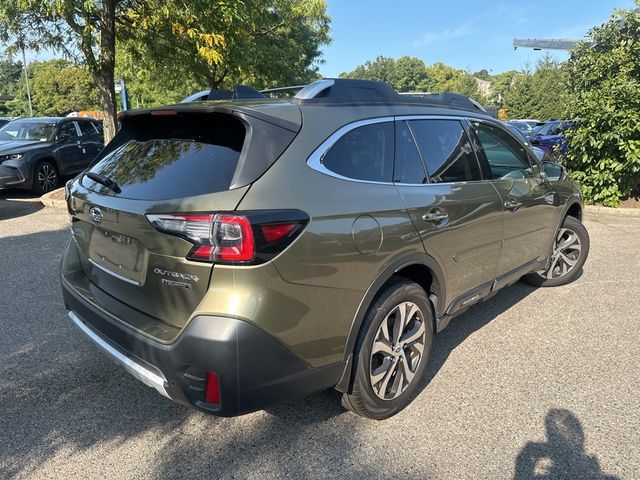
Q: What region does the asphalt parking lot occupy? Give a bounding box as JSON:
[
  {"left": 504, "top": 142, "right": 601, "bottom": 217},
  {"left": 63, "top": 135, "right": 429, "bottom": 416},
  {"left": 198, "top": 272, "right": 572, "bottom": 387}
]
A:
[{"left": 0, "top": 192, "right": 638, "bottom": 480}]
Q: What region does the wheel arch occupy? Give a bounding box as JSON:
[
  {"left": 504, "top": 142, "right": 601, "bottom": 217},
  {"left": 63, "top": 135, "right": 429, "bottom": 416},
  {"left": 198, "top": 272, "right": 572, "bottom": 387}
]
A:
[
  {"left": 565, "top": 201, "right": 582, "bottom": 221},
  {"left": 29, "top": 155, "right": 60, "bottom": 188},
  {"left": 334, "top": 251, "right": 445, "bottom": 393}
]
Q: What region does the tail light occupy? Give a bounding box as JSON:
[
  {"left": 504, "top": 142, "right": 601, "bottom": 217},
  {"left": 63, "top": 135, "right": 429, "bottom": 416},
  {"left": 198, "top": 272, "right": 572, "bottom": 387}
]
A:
[
  {"left": 146, "top": 210, "right": 309, "bottom": 264},
  {"left": 205, "top": 371, "right": 221, "bottom": 405}
]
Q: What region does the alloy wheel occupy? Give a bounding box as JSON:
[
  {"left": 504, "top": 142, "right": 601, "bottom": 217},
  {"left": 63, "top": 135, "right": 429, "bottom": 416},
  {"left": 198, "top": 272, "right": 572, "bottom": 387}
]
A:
[
  {"left": 539, "top": 227, "right": 582, "bottom": 279},
  {"left": 37, "top": 164, "right": 58, "bottom": 193},
  {"left": 369, "top": 301, "right": 426, "bottom": 400}
]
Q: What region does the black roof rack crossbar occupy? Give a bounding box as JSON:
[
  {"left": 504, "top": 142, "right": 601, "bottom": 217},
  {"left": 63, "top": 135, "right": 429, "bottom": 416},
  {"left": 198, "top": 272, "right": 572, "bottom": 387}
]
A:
[
  {"left": 206, "top": 84, "right": 266, "bottom": 100},
  {"left": 292, "top": 78, "right": 487, "bottom": 112}
]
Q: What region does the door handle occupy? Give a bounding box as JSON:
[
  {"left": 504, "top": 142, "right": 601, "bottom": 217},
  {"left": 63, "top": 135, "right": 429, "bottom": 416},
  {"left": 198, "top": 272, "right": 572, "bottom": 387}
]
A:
[
  {"left": 422, "top": 211, "right": 449, "bottom": 222},
  {"left": 504, "top": 198, "right": 521, "bottom": 210}
]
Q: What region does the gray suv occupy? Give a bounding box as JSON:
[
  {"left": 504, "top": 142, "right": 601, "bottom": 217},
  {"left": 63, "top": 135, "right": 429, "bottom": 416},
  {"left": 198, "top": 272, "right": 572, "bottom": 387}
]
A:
[{"left": 61, "top": 79, "right": 589, "bottom": 419}]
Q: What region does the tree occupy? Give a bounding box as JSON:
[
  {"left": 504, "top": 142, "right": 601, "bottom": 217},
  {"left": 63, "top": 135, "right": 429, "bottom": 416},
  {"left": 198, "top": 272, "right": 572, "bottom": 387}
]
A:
[
  {"left": 340, "top": 55, "right": 431, "bottom": 92},
  {"left": 5, "top": 60, "right": 99, "bottom": 116},
  {"left": 502, "top": 55, "right": 567, "bottom": 120},
  {"left": 426, "top": 62, "right": 485, "bottom": 101},
  {"left": 123, "top": 0, "right": 330, "bottom": 91},
  {"left": 0, "top": 0, "right": 122, "bottom": 141},
  {"left": 0, "top": 57, "right": 22, "bottom": 114},
  {"left": 563, "top": 4, "right": 640, "bottom": 206}
]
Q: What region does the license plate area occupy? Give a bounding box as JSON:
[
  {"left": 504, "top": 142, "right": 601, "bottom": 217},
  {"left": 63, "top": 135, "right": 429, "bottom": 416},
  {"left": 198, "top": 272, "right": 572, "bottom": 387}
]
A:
[{"left": 88, "top": 228, "right": 147, "bottom": 286}]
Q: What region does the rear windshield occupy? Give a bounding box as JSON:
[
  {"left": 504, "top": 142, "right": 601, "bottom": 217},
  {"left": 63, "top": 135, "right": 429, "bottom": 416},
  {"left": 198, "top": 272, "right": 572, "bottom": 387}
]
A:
[{"left": 83, "top": 113, "right": 245, "bottom": 200}]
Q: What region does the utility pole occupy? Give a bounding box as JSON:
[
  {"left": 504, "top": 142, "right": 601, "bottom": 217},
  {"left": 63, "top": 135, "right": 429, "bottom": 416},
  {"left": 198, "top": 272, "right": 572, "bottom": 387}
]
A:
[{"left": 19, "top": 39, "right": 33, "bottom": 116}]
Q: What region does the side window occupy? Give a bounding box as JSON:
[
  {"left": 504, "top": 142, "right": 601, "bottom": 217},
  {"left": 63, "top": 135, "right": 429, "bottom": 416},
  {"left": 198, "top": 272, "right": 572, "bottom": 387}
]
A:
[
  {"left": 408, "top": 119, "right": 481, "bottom": 183},
  {"left": 471, "top": 122, "right": 533, "bottom": 180},
  {"left": 322, "top": 122, "right": 394, "bottom": 183},
  {"left": 536, "top": 122, "right": 557, "bottom": 136},
  {"left": 93, "top": 121, "right": 104, "bottom": 135},
  {"left": 57, "top": 122, "right": 79, "bottom": 141},
  {"left": 78, "top": 121, "right": 97, "bottom": 136},
  {"left": 395, "top": 121, "right": 427, "bottom": 184}
]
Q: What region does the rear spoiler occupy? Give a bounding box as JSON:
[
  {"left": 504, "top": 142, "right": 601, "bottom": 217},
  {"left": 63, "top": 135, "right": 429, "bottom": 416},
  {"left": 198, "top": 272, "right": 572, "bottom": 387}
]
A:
[{"left": 118, "top": 103, "right": 300, "bottom": 133}]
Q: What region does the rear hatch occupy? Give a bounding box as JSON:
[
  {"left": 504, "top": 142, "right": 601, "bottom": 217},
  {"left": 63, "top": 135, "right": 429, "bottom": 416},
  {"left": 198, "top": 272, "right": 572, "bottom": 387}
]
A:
[{"left": 65, "top": 106, "right": 299, "bottom": 337}]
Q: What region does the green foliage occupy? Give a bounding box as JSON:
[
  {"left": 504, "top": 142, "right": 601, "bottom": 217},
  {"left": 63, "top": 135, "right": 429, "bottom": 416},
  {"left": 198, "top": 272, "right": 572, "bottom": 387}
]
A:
[
  {"left": 0, "top": 57, "right": 22, "bottom": 114},
  {"left": 115, "top": 47, "right": 202, "bottom": 108},
  {"left": 6, "top": 59, "right": 99, "bottom": 116},
  {"left": 501, "top": 55, "right": 567, "bottom": 120},
  {"left": 340, "top": 56, "right": 485, "bottom": 101},
  {"left": 122, "top": 0, "right": 331, "bottom": 90},
  {"left": 340, "top": 55, "right": 431, "bottom": 92},
  {"left": 563, "top": 5, "right": 640, "bottom": 206}
]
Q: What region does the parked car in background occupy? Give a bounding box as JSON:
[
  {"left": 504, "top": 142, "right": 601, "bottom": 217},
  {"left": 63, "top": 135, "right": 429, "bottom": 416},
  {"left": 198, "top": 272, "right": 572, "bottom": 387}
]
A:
[
  {"left": 504, "top": 123, "right": 547, "bottom": 162},
  {"left": 530, "top": 120, "right": 575, "bottom": 157},
  {"left": 0, "top": 117, "right": 11, "bottom": 128},
  {"left": 505, "top": 119, "right": 540, "bottom": 138},
  {"left": 0, "top": 117, "right": 103, "bottom": 194},
  {"left": 62, "top": 79, "right": 589, "bottom": 420}
]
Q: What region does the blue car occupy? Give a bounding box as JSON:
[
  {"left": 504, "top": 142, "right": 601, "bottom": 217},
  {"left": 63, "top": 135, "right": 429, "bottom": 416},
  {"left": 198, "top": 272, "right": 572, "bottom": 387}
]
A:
[
  {"left": 504, "top": 123, "right": 547, "bottom": 163},
  {"left": 530, "top": 121, "right": 575, "bottom": 157}
]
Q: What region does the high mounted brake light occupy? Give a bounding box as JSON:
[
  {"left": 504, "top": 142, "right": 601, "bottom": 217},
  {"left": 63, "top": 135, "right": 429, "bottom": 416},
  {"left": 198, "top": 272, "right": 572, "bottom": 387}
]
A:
[{"left": 146, "top": 210, "right": 309, "bottom": 265}]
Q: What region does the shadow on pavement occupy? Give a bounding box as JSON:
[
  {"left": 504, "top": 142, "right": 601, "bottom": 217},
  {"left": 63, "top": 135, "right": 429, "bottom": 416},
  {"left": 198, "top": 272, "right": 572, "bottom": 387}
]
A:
[
  {"left": 0, "top": 196, "right": 43, "bottom": 220},
  {"left": 0, "top": 222, "right": 586, "bottom": 480},
  {"left": 514, "top": 409, "right": 619, "bottom": 480},
  {"left": 422, "top": 281, "right": 537, "bottom": 388}
]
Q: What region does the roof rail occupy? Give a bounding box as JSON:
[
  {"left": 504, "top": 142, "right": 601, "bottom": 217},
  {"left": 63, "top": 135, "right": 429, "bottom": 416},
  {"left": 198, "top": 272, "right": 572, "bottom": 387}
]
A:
[
  {"left": 179, "top": 79, "right": 488, "bottom": 114},
  {"left": 291, "top": 78, "right": 487, "bottom": 112},
  {"left": 180, "top": 85, "right": 265, "bottom": 103}
]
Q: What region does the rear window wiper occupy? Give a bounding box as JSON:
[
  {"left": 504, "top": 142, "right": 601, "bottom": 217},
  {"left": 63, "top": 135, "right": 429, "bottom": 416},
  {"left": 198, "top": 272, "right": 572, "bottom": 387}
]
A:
[{"left": 85, "top": 171, "right": 121, "bottom": 194}]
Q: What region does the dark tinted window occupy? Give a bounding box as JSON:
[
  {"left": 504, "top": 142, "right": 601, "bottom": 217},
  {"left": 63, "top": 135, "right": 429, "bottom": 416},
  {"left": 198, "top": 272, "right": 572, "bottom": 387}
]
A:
[
  {"left": 535, "top": 121, "right": 560, "bottom": 136},
  {"left": 471, "top": 122, "right": 533, "bottom": 180},
  {"left": 78, "top": 121, "right": 98, "bottom": 136},
  {"left": 84, "top": 114, "right": 245, "bottom": 200},
  {"left": 57, "top": 122, "right": 79, "bottom": 140},
  {"left": 408, "top": 119, "right": 480, "bottom": 183},
  {"left": 395, "top": 121, "right": 427, "bottom": 184},
  {"left": 323, "top": 122, "right": 394, "bottom": 183}
]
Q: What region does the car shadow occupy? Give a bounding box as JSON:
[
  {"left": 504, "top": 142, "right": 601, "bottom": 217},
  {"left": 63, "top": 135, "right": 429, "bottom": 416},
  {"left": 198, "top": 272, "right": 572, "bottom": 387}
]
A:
[
  {"left": 0, "top": 221, "right": 584, "bottom": 480},
  {"left": 514, "top": 408, "right": 619, "bottom": 479},
  {"left": 0, "top": 194, "right": 44, "bottom": 220},
  {"left": 420, "top": 281, "right": 538, "bottom": 389}
]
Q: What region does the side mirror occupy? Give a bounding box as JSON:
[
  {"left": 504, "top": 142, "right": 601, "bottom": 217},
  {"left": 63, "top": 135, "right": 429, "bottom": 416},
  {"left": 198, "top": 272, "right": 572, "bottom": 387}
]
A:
[
  {"left": 530, "top": 137, "right": 540, "bottom": 145},
  {"left": 542, "top": 161, "right": 565, "bottom": 181},
  {"left": 57, "top": 133, "right": 71, "bottom": 143}
]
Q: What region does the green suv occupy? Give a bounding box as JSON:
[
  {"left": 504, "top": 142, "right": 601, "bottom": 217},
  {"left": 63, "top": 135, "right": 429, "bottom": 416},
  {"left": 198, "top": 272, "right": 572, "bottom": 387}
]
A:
[{"left": 61, "top": 79, "right": 589, "bottom": 419}]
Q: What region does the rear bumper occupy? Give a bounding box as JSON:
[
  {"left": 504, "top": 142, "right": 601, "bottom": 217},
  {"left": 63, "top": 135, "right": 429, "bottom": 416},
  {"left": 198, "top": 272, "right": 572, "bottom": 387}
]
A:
[{"left": 61, "top": 278, "right": 342, "bottom": 416}]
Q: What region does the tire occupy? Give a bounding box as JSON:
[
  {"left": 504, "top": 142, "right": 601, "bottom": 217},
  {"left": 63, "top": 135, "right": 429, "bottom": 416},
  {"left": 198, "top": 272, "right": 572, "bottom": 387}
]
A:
[
  {"left": 523, "top": 215, "right": 590, "bottom": 287},
  {"left": 32, "top": 160, "right": 59, "bottom": 195},
  {"left": 341, "top": 278, "right": 434, "bottom": 420}
]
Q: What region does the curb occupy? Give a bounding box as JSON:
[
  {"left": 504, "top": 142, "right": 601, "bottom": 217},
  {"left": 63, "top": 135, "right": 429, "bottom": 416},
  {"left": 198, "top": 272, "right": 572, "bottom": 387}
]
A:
[
  {"left": 584, "top": 205, "right": 640, "bottom": 218},
  {"left": 40, "top": 188, "right": 67, "bottom": 209}
]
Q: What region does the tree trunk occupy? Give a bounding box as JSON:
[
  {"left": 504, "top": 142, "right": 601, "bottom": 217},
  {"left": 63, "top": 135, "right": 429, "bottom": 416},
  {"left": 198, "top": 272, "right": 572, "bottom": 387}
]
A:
[
  {"left": 98, "top": 0, "right": 117, "bottom": 143},
  {"left": 96, "top": 75, "right": 118, "bottom": 143}
]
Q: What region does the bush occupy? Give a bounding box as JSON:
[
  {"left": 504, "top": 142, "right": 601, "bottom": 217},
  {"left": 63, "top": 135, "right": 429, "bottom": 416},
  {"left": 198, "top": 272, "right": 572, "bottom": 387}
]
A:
[{"left": 563, "top": 5, "right": 640, "bottom": 207}]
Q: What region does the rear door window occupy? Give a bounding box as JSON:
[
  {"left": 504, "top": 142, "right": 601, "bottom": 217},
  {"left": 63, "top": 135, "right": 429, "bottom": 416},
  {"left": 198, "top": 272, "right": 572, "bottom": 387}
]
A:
[
  {"left": 57, "top": 122, "right": 80, "bottom": 141},
  {"left": 395, "top": 121, "right": 427, "bottom": 184},
  {"left": 408, "top": 119, "right": 481, "bottom": 183},
  {"left": 83, "top": 113, "right": 245, "bottom": 200},
  {"left": 322, "top": 122, "right": 394, "bottom": 183},
  {"left": 78, "top": 121, "right": 98, "bottom": 136}
]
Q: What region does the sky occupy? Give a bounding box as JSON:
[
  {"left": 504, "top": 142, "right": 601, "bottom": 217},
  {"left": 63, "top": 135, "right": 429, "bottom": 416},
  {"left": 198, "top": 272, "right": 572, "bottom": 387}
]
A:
[{"left": 319, "top": 0, "right": 638, "bottom": 77}]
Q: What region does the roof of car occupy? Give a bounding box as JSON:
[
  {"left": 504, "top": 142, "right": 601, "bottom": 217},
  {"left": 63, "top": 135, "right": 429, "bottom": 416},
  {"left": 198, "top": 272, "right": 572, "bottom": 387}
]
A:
[{"left": 10, "top": 116, "right": 99, "bottom": 123}]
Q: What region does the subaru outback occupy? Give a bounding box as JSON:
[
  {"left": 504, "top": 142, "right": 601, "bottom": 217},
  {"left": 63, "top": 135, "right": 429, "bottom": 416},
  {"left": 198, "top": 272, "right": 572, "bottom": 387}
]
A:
[{"left": 61, "top": 79, "right": 589, "bottom": 419}]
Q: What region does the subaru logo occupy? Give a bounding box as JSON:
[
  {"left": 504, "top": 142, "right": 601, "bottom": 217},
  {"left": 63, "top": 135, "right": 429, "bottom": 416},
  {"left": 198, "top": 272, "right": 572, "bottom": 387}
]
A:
[{"left": 89, "top": 207, "right": 103, "bottom": 224}]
